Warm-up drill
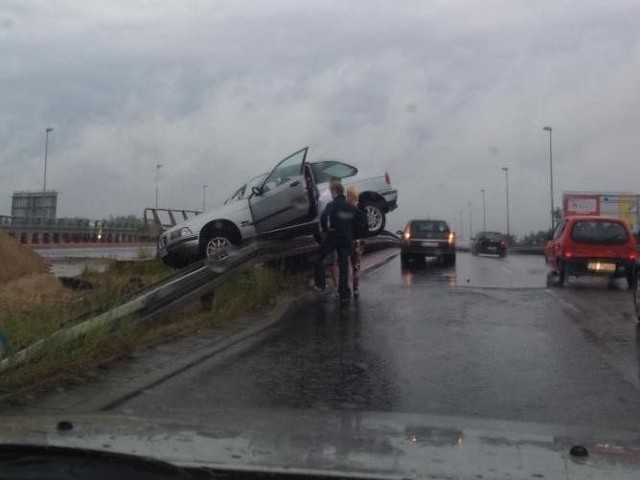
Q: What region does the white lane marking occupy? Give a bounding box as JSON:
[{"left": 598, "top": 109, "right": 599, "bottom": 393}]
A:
[
  {"left": 500, "top": 266, "right": 514, "bottom": 274},
  {"left": 545, "top": 289, "right": 583, "bottom": 315}
]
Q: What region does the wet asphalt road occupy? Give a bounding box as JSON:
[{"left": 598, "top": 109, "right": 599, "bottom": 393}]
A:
[{"left": 118, "top": 251, "right": 640, "bottom": 432}]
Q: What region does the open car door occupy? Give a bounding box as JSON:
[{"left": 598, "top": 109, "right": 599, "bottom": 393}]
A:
[{"left": 249, "top": 147, "right": 312, "bottom": 235}]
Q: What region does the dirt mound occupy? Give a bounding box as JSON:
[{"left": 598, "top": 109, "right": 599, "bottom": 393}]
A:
[
  {"left": 0, "top": 230, "right": 47, "bottom": 285},
  {"left": 0, "top": 273, "right": 71, "bottom": 315}
]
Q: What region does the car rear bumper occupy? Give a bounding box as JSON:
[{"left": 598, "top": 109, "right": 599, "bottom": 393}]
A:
[
  {"left": 401, "top": 240, "right": 455, "bottom": 257},
  {"left": 475, "top": 245, "right": 507, "bottom": 255},
  {"left": 563, "top": 258, "right": 635, "bottom": 277}
]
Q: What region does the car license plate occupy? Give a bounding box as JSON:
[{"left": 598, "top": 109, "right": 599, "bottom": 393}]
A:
[
  {"left": 587, "top": 261, "right": 616, "bottom": 272},
  {"left": 422, "top": 241, "right": 438, "bottom": 247},
  {"left": 487, "top": 246, "right": 497, "bottom": 251}
]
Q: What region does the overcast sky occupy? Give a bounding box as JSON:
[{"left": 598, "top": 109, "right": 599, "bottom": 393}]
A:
[{"left": 2, "top": 0, "right": 640, "bottom": 237}]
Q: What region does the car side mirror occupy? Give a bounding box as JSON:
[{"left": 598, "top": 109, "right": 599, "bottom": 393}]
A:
[
  {"left": 396, "top": 230, "right": 403, "bottom": 236},
  {"left": 251, "top": 186, "right": 262, "bottom": 196}
]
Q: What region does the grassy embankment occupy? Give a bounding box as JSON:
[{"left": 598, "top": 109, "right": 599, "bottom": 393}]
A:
[{"left": 0, "top": 254, "right": 303, "bottom": 399}]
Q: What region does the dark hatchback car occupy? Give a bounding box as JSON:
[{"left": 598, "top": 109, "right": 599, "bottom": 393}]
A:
[
  {"left": 399, "top": 219, "right": 456, "bottom": 266},
  {"left": 472, "top": 231, "right": 508, "bottom": 257},
  {"left": 545, "top": 215, "right": 637, "bottom": 288}
]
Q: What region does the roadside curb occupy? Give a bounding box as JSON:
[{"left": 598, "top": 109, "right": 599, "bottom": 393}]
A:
[
  {"left": 98, "top": 291, "right": 323, "bottom": 412},
  {"left": 11, "top": 248, "right": 399, "bottom": 414}
]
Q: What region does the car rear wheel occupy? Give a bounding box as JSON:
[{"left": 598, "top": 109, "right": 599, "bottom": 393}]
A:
[
  {"left": 634, "top": 271, "right": 640, "bottom": 320},
  {"left": 557, "top": 259, "right": 566, "bottom": 287},
  {"left": 362, "top": 203, "right": 385, "bottom": 236},
  {"left": 626, "top": 269, "right": 634, "bottom": 291}
]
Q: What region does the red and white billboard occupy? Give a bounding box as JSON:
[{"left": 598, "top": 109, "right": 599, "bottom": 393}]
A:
[{"left": 564, "top": 195, "right": 600, "bottom": 216}]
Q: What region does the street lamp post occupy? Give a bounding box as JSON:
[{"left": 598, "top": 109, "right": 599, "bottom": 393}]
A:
[
  {"left": 468, "top": 202, "right": 473, "bottom": 240},
  {"left": 155, "top": 164, "right": 162, "bottom": 209},
  {"left": 543, "top": 126, "right": 554, "bottom": 231},
  {"left": 458, "top": 209, "right": 464, "bottom": 239},
  {"left": 202, "top": 184, "right": 208, "bottom": 211},
  {"left": 501, "top": 167, "right": 510, "bottom": 240},
  {"left": 480, "top": 188, "right": 486, "bottom": 230},
  {"left": 43, "top": 127, "right": 54, "bottom": 191}
]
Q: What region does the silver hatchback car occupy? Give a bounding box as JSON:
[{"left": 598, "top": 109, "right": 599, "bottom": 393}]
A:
[{"left": 158, "top": 147, "right": 398, "bottom": 267}]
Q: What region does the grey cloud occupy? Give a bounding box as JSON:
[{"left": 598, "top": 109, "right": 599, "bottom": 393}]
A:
[{"left": 2, "top": 0, "right": 640, "bottom": 237}]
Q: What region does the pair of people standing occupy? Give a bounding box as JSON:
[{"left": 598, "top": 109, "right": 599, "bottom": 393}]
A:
[{"left": 314, "top": 181, "right": 367, "bottom": 305}]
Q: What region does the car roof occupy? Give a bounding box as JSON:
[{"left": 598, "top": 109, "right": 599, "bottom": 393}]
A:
[
  {"left": 409, "top": 219, "right": 448, "bottom": 223},
  {"left": 564, "top": 215, "right": 628, "bottom": 223}
]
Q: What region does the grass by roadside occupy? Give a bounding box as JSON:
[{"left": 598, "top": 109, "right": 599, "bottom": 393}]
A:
[{"left": 0, "top": 259, "right": 305, "bottom": 400}]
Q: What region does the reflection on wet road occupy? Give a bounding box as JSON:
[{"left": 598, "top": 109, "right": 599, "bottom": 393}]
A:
[{"left": 119, "top": 252, "right": 640, "bottom": 432}]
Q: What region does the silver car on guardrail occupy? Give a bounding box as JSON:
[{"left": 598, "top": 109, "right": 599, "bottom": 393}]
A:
[{"left": 158, "top": 147, "right": 398, "bottom": 267}]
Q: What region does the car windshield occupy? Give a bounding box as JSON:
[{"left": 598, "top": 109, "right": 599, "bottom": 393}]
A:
[
  {"left": 224, "top": 173, "right": 267, "bottom": 204},
  {"left": 412, "top": 220, "right": 449, "bottom": 233},
  {"left": 571, "top": 220, "right": 629, "bottom": 244},
  {"left": 478, "top": 232, "right": 503, "bottom": 241},
  {"left": 5, "top": 2, "right": 640, "bottom": 478}
]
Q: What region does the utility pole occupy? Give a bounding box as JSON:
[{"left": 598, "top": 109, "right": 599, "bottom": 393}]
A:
[
  {"left": 155, "top": 164, "right": 162, "bottom": 208},
  {"left": 43, "top": 127, "right": 54, "bottom": 191},
  {"left": 543, "top": 126, "right": 554, "bottom": 231},
  {"left": 202, "top": 184, "right": 208, "bottom": 211},
  {"left": 501, "top": 167, "right": 510, "bottom": 239},
  {"left": 480, "top": 188, "right": 486, "bottom": 230}
]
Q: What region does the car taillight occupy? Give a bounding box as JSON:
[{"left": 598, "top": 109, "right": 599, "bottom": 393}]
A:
[
  {"left": 562, "top": 249, "right": 573, "bottom": 258},
  {"left": 403, "top": 230, "right": 411, "bottom": 241},
  {"left": 448, "top": 232, "right": 455, "bottom": 244},
  {"left": 629, "top": 250, "right": 637, "bottom": 261},
  {"left": 385, "top": 171, "right": 391, "bottom": 185},
  {"left": 500, "top": 240, "right": 506, "bottom": 246}
]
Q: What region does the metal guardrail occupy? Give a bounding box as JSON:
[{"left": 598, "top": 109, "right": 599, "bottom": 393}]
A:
[
  {"left": 0, "top": 233, "right": 400, "bottom": 372},
  {"left": 0, "top": 215, "right": 140, "bottom": 230},
  {"left": 143, "top": 208, "right": 202, "bottom": 232}
]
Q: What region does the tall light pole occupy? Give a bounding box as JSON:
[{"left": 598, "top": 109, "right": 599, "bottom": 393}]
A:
[
  {"left": 43, "top": 127, "right": 54, "bottom": 191},
  {"left": 468, "top": 201, "right": 473, "bottom": 240},
  {"left": 501, "top": 167, "right": 510, "bottom": 240},
  {"left": 480, "top": 188, "right": 486, "bottom": 230},
  {"left": 543, "top": 126, "right": 554, "bottom": 231},
  {"left": 202, "top": 184, "right": 208, "bottom": 211},
  {"left": 155, "top": 164, "right": 162, "bottom": 208},
  {"left": 458, "top": 209, "right": 465, "bottom": 239}
]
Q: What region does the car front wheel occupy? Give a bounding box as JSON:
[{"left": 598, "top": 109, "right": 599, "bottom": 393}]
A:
[
  {"left": 362, "top": 203, "right": 385, "bottom": 236},
  {"left": 442, "top": 254, "right": 456, "bottom": 267},
  {"left": 202, "top": 233, "right": 233, "bottom": 260}
]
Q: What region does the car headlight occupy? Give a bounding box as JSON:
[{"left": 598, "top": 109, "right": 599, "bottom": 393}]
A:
[{"left": 170, "top": 227, "right": 193, "bottom": 240}]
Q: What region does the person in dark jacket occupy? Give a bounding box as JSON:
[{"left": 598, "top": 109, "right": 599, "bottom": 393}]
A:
[{"left": 314, "top": 182, "right": 360, "bottom": 304}]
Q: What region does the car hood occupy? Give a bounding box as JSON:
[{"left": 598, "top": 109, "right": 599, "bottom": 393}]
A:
[
  {"left": 164, "top": 200, "right": 250, "bottom": 236},
  {"left": 1, "top": 408, "right": 639, "bottom": 479}
]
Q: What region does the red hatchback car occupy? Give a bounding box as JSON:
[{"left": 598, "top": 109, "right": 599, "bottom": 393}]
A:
[{"left": 545, "top": 215, "right": 637, "bottom": 288}]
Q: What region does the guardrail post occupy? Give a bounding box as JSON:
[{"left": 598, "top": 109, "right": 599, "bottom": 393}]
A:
[{"left": 200, "top": 291, "right": 215, "bottom": 311}]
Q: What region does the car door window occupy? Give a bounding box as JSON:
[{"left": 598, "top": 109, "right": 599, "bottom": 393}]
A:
[{"left": 260, "top": 148, "right": 307, "bottom": 194}]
